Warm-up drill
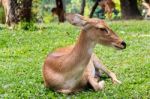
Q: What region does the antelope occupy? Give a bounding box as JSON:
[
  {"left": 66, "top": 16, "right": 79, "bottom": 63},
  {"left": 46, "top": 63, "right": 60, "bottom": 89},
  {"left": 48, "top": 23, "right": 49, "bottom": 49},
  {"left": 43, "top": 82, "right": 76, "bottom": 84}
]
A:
[
  {"left": 43, "top": 14, "right": 126, "bottom": 94},
  {"left": 51, "top": 7, "right": 65, "bottom": 22},
  {"left": 98, "top": 0, "right": 116, "bottom": 19},
  {"left": 51, "top": 7, "right": 58, "bottom": 16},
  {"left": 142, "top": 0, "right": 150, "bottom": 19}
]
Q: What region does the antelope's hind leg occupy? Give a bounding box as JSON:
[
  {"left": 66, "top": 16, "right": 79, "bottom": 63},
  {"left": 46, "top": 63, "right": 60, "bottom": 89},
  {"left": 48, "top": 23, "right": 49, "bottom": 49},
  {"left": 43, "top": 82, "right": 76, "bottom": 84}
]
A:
[{"left": 92, "top": 54, "right": 121, "bottom": 84}]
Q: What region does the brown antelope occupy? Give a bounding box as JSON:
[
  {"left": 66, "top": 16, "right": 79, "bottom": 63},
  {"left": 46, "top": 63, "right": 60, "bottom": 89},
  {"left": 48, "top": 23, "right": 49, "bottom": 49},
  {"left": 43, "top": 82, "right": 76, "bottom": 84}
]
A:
[
  {"left": 142, "top": 0, "right": 150, "bottom": 19},
  {"left": 98, "top": 0, "right": 116, "bottom": 19},
  {"left": 51, "top": 7, "right": 65, "bottom": 22},
  {"left": 51, "top": 7, "right": 58, "bottom": 16},
  {"left": 43, "top": 14, "right": 126, "bottom": 94}
]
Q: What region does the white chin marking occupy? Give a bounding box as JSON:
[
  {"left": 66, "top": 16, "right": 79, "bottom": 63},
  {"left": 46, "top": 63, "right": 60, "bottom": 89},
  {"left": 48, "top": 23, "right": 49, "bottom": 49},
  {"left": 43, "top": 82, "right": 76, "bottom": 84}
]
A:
[{"left": 88, "top": 42, "right": 95, "bottom": 55}]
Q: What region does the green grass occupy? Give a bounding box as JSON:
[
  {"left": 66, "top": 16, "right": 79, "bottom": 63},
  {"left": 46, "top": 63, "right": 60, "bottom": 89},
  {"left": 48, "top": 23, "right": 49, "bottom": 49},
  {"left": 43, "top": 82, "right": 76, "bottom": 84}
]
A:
[{"left": 0, "top": 20, "right": 150, "bottom": 98}]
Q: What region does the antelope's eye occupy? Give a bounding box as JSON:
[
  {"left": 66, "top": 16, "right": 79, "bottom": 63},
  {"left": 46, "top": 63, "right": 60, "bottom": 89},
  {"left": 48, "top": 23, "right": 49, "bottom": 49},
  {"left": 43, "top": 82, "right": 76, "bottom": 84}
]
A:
[{"left": 100, "top": 28, "right": 108, "bottom": 33}]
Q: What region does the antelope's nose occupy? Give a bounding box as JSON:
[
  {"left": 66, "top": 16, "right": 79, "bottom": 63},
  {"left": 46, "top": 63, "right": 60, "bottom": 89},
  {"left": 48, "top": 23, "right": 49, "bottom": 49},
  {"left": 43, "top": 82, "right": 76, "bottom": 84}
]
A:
[{"left": 121, "top": 41, "right": 126, "bottom": 49}]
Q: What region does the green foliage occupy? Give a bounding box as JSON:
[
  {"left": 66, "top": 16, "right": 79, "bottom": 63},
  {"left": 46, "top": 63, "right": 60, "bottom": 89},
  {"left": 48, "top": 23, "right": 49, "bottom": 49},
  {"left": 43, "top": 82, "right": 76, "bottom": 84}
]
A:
[
  {"left": 114, "top": 0, "right": 121, "bottom": 11},
  {"left": 16, "top": 21, "right": 37, "bottom": 31},
  {"left": 0, "top": 20, "right": 150, "bottom": 98},
  {"left": 32, "top": 0, "right": 43, "bottom": 22}
]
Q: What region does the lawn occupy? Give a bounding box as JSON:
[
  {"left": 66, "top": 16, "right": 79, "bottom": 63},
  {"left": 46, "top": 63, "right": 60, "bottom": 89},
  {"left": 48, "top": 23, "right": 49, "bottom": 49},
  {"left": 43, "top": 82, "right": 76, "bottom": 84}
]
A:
[{"left": 0, "top": 20, "right": 150, "bottom": 98}]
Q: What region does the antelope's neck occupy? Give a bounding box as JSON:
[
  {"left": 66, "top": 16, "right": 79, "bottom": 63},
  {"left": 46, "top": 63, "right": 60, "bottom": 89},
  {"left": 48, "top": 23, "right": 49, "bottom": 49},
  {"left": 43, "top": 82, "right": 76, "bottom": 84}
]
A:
[{"left": 70, "top": 30, "right": 95, "bottom": 65}]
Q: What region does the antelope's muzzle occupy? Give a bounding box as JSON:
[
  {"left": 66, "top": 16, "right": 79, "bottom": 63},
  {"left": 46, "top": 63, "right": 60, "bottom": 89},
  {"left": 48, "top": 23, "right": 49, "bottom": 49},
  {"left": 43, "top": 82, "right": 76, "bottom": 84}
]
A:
[{"left": 121, "top": 41, "right": 126, "bottom": 49}]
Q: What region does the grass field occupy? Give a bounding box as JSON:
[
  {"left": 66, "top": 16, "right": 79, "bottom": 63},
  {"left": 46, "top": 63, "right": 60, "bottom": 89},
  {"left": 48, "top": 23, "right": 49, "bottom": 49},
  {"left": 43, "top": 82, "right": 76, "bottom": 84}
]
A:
[{"left": 0, "top": 20, "right": 150, "bottom": 98}]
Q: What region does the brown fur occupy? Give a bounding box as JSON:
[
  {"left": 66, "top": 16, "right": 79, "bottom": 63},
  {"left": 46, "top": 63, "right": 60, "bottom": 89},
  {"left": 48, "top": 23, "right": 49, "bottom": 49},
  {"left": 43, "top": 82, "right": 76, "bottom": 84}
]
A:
[
  {"left": 99, "top": 0, "right": 116, "bottom": 19},
  {"left": 51, "top": 7, "right": 65, "bottom": 21},
  {"left": 43, "top": 14, "right": 126, "bottom": 94},
  {"left": 51, "top": 7, "right": 58, "bottom": 16}
]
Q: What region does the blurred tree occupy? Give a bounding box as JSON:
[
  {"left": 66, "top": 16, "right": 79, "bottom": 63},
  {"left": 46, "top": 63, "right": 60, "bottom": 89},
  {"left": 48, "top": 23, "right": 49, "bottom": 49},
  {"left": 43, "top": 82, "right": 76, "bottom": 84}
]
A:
[
  {"left": 145, "top": 0, "right": 150, "bottom": 3},
  {"left": 120, "top": 0, "right": 142, "bottom": 19},
  {"left": 80, "top": 0, "right": 86, "bottom": 15},
  {"left": 55, "top": 0, "right": 65, "bottom": 22},
  {"left": 8, "top": 0, "right": 33, "bottom": 22},
  {"left": 18, "top": 0, "right": 32, "bottom": 22},
  {"left": 10, "top": 0, "right": 18, "bottom": 23},
  {"left": 89, "top": 0, "right": 101, "bottom": 18}
]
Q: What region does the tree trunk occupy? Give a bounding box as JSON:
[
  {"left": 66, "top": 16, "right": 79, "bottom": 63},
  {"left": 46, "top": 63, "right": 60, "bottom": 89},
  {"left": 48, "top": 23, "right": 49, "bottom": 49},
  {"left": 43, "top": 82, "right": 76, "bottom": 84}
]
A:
[
  {"left": 120, "top": 0, "right": 142, "bottom": 19},
  {"left": 145, "top": 0, "right": 150, "bottom": 3},
  {"left": 9, "top": 0, "right": 18, "bottom": 23},
  {"left": 20, "top": 0, "right": 32, "bottom": 22},
  {"left": 56, "top": 0, "right": 65, "bottom": 22},
  {"left": 80, "top": 0, "right": 86, "bottom": 15},
  {"left": 89, "top": 0, "right": 101, "bottom": 18}
]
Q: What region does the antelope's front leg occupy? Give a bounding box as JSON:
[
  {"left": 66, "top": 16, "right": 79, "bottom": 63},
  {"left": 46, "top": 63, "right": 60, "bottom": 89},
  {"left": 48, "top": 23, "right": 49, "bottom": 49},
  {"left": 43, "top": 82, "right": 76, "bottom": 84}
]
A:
[
  {"left": 88, "top": 76, "right": 105, "bottom": 91},
  {"left": 86, "top": 60, "right": 105, "bottom": 91},
  {"left": 92, "top": 54, "right": 121, "bottom": 84}
]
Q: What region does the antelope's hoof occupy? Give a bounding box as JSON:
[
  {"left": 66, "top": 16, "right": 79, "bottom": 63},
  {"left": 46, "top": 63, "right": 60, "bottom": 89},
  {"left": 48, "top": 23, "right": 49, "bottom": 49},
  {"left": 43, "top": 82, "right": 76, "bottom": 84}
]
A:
[
  {"left": 98, "top": 80, "right": 105, "bottom": 90},
  {"left": 112, "top": 79, "right": 122, "bottom": 84}
]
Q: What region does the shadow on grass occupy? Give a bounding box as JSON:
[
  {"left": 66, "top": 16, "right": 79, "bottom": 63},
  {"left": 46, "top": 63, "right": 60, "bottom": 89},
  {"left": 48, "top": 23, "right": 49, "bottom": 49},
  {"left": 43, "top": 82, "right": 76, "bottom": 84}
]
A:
[{"left": 42, "top": 75, "right": 109, "bottom": 96}]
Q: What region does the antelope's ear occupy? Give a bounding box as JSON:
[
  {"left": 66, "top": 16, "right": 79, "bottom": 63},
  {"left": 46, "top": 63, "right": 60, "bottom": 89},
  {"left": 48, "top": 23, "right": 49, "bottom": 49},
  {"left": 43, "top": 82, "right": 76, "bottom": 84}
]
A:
[{"left": 65, "top": 13, "right": 88, "bottom": 27}]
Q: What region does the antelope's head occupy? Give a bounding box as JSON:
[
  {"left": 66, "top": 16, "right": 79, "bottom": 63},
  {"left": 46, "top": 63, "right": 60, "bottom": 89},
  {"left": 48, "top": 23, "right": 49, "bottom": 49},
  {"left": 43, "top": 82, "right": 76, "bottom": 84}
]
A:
[{"left": 65, "top": 14, "right": 126, "bottom": 49}]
